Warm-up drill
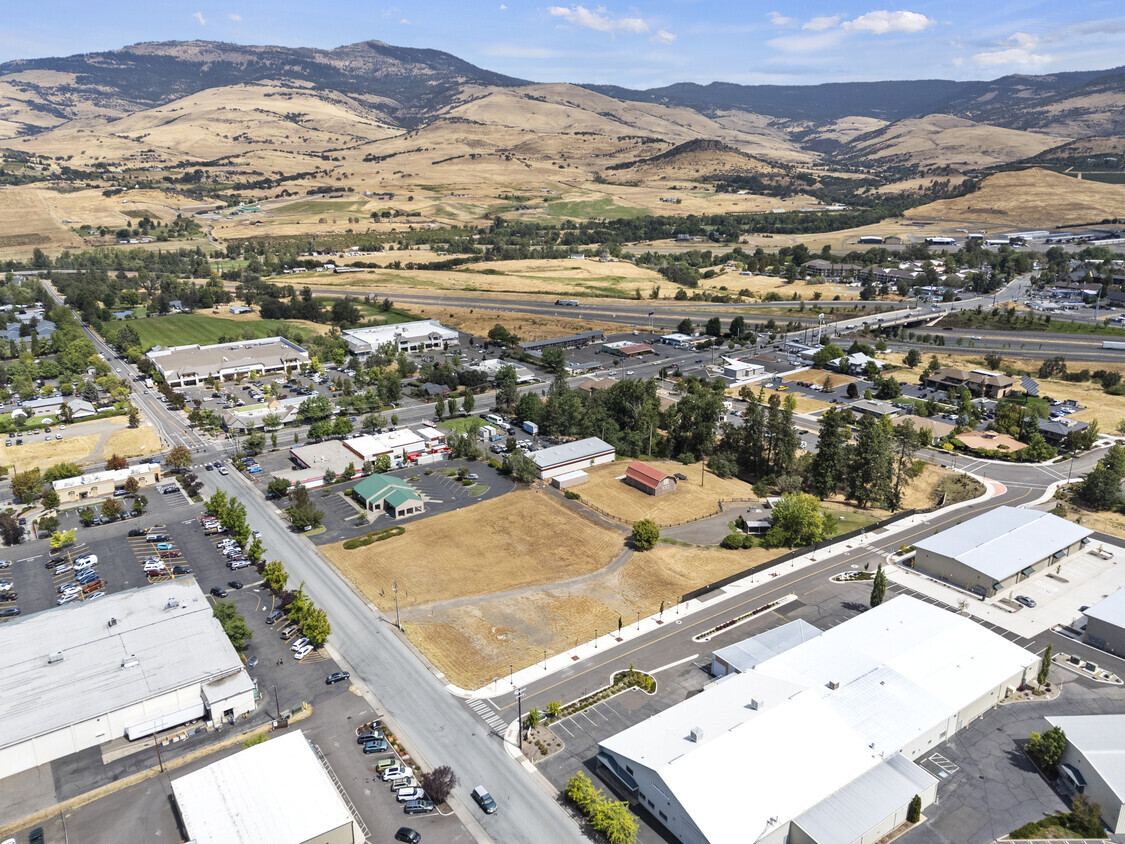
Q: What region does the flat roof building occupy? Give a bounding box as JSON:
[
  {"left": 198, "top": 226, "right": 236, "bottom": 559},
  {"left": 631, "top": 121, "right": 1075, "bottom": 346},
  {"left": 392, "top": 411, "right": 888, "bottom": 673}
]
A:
[
  {"left": 532, "top": 437, "right": 616, "bottom": 480},
  {"left": 147, "top": 337, "right": 309, "bottom": 388},
  {"left": 912, "top": 506, "right": 1091, "bottom": 598},
  {"left": 520, "top": 331, "right": 605, "bottom": 352},
  {"left": 53, "top": 463, "right": 161, "bottom": 503},
  {"left": 1083, "top": 588, "right": 1125, "bottom": 657},
  {"left": 342, "top": 320, "right": 459, "bottom": 356},
  {"left": 172, "top": 729, "right": 357, "bottom": 844},
  {"left": 343, "top": 429, "right": 428, "bottom": 467},
  {"left": 0, "top": 579, "right": 256, "bottom": 779},
  {"left": 598, "top": 596, "right": 1037, "bottom": 844},
  {"left": 1045, "top": 714, "right": 1125, "bottom": 833},
  {"left": 279, "top": 440, "right": 370, "bottom": 489},
  {"left": 849, "top": 399, "right": 901, "bottom": 419}
]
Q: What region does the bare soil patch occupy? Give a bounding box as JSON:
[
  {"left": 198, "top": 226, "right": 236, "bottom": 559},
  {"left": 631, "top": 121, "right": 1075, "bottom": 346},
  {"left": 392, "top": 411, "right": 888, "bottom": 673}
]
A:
[{"left": 574, "top": 459, "right": 756, "bottom": 525}]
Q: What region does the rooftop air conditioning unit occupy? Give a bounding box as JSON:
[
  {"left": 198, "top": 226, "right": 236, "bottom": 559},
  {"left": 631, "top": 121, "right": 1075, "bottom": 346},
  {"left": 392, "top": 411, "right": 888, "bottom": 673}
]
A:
[
  {"left": 689, "top": 727, "right": 704, "bottom": 743},
  {"left": 107, "top": 617, "right": 118, "bottom": 628},
  {"left": 47, "top": 652, "right": 64, "bottom": 664},
  {"left": 164, "top": 598, "right": 180, "bottom": 611},
  {"left": 122, "top": 655, "right": 140, "bottom": 669},
  {"left": 749, "top": 698, "right": 765, "bottom": 710},
  {"left": 827, "top": 680, "right": 840, "bottom": 690}
]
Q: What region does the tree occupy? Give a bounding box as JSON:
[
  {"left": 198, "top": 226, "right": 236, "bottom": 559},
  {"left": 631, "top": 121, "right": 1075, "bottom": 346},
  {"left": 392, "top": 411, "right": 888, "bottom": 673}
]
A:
[
  {"left": 462, "top": 389, "right": 475, "bottom": 414},
  {"left": 212, "top": 600, "right": 253, "bottom": 649},
  {"left": 984, "top": 352, "right": 1003, "bottom": 370},
  {"left": 591, "top": 800, "right": 639, "bottom": 844},
  {"left": 870, "top": 563, "right": 887, "bottom": 607},
  {"left": 105, "top": 453, "right": 128, "bottom": 471},
  {"left": 907, "top": 795, "right": 922, "bottom": 824},
  {"left": 504, "top": 450, "right": 539, "bottom": 483},
  {"left": 41, "top": 489, "right": 60, "bottom": 510},
  {"left": 50, "top": 529, "right": 76, "bottom": 550},
  {"left": 296, "top": 394, "right": 333, "bottom": 422},
  {"left": 374, "top": 454, "right": 392, "bottom": 473},
  {"left": 422, "top": 766, "right": 459, "bottom": 804},
  {"left": 903, "top": 348, "right": 922, "bottom": 369},
  {"left": 246, "top": 536, "right": 265, "bottom": 565},
  {"left": 267, "top": 478, "right": 292, "bottom": 498},
  {"left": 244, "top": 432, "right": 266, "bottom": 455},
  {"left": 134, "top": 494, "right": 148, "bottom": 515},
  {"left": 300, "top": 606, "right": 331, "bottom": 647},
  {"left": 11, "top": 469, "right": 42, "bottom": 503},
  {"left": 812, "top": 343, "right": 844, "bottom": 366},
  {"left": 287, "top": 485, "right": 324, "bottom": 530},
  {"left": 101, "top": 498, "right": 122, "bottom": 520},
  {"left": 848, "top": 415, "right": 894, "bottom": 508},
  {"left": 565, "top": 771, "right": 602, "bottom": 815},
  {"left": 546, "top": 700, "right": 562, "bottom": 719},
  {"left": 1026, "top": 726, "right": 1067, "bottom": 769},
  {"left": 705, "top": 316, "right": 722, "bottom": 336},
  {"left": 205, "top": 490, "right": 229, "bottom": 520},
  {"left": 123, "top": 476, "right": 140, "bottom": 495},
  {"left": 765, "top": 493, "right": 835, "bottom": 548},
  {"left": 525, "top": 707, "right": 542, "bottom": 729},
  {"left": 1077, "top": 463, "right": 1123, "bottom": 510},
  {"left": 541, "top": 346, "right": 567, "bottom": 376},
  {"left": 57, "top": 402, "right": 75, "bottom": 425},
  {"left": 846, "top": 382, "right": 859, "bottom": 399},
  {"left": 128, "top": 405, "right": 141, "bottom": 428},
  {"left": 43, "top": 463, "right": 82, "bottom": 483},
  {"left": 1070, "top": 793, "right": 1104, "bottom": 837},
  {"left": 676, "top": 317, "right": 693, "bottom": 335},
  {"left": 494, "top": 365, "right": 519, "bottom": 412},
  {"left": 1038, "top": 643, "right": 1053, "bottom": 686},
  {"left": 631, "top": 519, "right": 660, "bottom": 551},
  {"left": 434, "top": 393, "right": 445, "bottom": 421},
  {"left": 263, "top": 560, "right": 289, "bottom": 592},
  {"left": 0, "top": 513, "right": 22, "bottom": 545},
  {"left": 166, "top": 445, "right": 192, "bottom": 473},
  {"left": 808, "top": 407, "right": 847, "bottom": 499}
]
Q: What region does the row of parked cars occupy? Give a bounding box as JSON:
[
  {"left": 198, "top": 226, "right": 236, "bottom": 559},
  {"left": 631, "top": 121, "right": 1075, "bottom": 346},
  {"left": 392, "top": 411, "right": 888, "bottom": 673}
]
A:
[
  {"left": 51, "top": 554, "right": 106, "bottom": 605},
  {"left": 356, "top": 727, "right": 435, "bottom": 818}
]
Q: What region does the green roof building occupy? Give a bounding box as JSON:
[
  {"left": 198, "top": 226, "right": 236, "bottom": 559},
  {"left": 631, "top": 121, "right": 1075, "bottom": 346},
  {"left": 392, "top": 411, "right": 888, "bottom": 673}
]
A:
[{"left": 352, "top": 474, "right": 424, "bottom": 519}]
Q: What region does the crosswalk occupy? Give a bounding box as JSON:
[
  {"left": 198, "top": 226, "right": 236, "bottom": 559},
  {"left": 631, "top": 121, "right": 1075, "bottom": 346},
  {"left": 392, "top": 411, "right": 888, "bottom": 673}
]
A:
[{"left": 467, "top": 698, "right": 508, "bottom": 733}]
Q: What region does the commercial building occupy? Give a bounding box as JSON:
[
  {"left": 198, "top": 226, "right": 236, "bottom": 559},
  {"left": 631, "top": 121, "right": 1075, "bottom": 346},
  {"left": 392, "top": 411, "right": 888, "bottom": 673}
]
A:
[
  {"left": 53, "top": 463, "right": 162, "bottom": 503},
  {"left": 342, "top": 320, "right": 459, "bottom": 356},
  {"left": 343, "top": 429, "right": 429, "bottom": 467},
  {"left": 602, "top": 340, "right": 655, "bottom": 357},
  {"left": 660, "top": 333, "right": 705, "bottom": 348},
  {"left": 1083, "top": 588, "right": 1125, "bottom": 657},
  {"left": 624, "top": 461, "right": 677, "bottom": 496},
  {"left": 351, "top": 473, "right": 424, "bottom": 518},
  {"left": 279, "top": 440, "right": 370, "bottom": 489},
  {"left": 923, "top": 367, "right": 1016, "bottom": 399},
  {"left": 16, "top": 396, "right": 96, "bottom": 420},
  {"left": 532, "top": 437, "right": 616, "bottom": 480},
  {"left": 0, "top": 579, "right": 256, "bottom": 779},
  {"left": 597, "top": 596, "right": 1037, "bottom": 844},
  {"left": 849, "top": 399, "right": 901, "bottom": 419},
  {"left": 1045, "top": 715, "right": 1125, "bottom": 833},
  {"left": 520, "top": 331, "right": 605, "bottom": 353},
  {"left": 912, "top": 507, "right": 1091, "bottom": 598},
  {"left": 720, "top": 359, "right": 765, "bottom": 386},
  {"left": 709, "top": 619, "right": 821, "bottom": 678},
  {"left": 223, "top": 396, "right": 306, "bottom": 433},
  {"left": 146, "top": 337, "right": 310, "bottom": 388},
  {"left": 172, "top": 729, "right": 358, "bottom": 844}
]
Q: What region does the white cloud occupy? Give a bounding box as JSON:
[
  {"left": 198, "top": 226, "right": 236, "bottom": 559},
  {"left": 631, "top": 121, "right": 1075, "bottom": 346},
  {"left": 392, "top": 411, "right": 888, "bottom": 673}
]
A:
[
  {"left": 400, "top": 18, "right": 411, "bottom": 24},
  {"left": 767, "top": 11, "right": 795, "bottom": 26},
  {"left": 548, "top": 5, "right": 649, "bottom": 35},
  {"left": 228, "top": 13, "right": 241, "bottom": 22},
  {"left": 499, "top": 3, "right": 507, "bottom": 8},
  {"left": 651, "top": 29, "right": 675, "bottom": 44},
  {"left": 973, "top": 32, "right": 1050, "bottom": 66},
  {"left": 803, "top": 15, "right": 841, "bottom": 31},
  {"left": 766, "top": 30, "right": 846, "bottom": 54},
  {"left": 192, "top": 11, "right": 206, "bottom": 25},
  {"left": 842, "top": 10, "right": 933, "bottom": 34}
]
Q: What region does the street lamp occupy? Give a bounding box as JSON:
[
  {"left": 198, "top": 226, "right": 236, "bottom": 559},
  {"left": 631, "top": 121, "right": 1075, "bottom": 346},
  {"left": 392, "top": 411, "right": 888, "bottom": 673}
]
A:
[{"left": 515, "top": 687, "right": 526, "bottom": 749}]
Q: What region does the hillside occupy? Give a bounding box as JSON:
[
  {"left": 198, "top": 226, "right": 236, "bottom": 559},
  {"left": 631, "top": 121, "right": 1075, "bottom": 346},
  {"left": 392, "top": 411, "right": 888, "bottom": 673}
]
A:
[
  {"left": 905, "top": 167, "right": 1125, "bottom": 227},
  {"left": 841, "top": 114, "right": 1067, "bottom": 169}
]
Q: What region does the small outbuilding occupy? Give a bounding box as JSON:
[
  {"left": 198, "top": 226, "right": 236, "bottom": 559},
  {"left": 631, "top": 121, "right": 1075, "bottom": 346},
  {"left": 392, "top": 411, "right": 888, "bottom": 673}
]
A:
[
  {"left": 624, "top": 461, "right": 677, "bottom": 496},
  {"left": 351, "top": 474, "right": 424, "bottom": 519}
]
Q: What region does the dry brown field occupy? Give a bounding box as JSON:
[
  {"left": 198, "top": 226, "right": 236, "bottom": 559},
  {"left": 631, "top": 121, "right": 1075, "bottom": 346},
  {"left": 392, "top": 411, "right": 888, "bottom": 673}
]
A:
[
  {"left": 4, "top": 420, "right": 160, "bottom": 472},
  {"left": 574, "top": 459, "right": 756, "bottom": 525},
  {"left": 323, "top": 491, "right": 623, "bottom": 612}
]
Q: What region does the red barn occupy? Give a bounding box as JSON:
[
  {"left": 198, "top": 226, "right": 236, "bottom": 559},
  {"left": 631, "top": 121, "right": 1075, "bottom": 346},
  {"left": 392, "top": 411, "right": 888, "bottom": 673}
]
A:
[{"left": 624, "top": 461, "right": 677, "bottom": 497}]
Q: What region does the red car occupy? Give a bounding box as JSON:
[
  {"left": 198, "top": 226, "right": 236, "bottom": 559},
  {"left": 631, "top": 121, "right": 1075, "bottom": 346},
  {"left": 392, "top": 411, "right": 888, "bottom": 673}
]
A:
[{"left": 159, "top": 549, "right": 182, "bottom": 559}]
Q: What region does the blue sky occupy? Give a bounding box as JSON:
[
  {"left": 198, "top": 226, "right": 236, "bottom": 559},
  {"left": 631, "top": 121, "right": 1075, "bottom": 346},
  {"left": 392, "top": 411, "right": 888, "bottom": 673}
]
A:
[{"left": 4, "top": 2, "right": 1124, "bottom": 87}]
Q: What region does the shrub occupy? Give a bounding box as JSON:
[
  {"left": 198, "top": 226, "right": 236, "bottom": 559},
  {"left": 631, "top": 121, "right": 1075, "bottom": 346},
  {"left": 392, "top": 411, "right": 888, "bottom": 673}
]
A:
[
  {"left": 631, "top": 518, "right": 659, "bottom": 551},
  {"left": 907, "top": 794, "right": 921, "bottom": 823},
  {"left": 342, "top": 525, "right": 406, "bottom": 549},
  {"left": 243, "top": 732, "right": 268, "bottom": 748},
  {"left": 720, "top": 533, "right": 745, "bottom": 549},
  {"left": 564, "top": 490, "right": 581, "bottom": 500}
]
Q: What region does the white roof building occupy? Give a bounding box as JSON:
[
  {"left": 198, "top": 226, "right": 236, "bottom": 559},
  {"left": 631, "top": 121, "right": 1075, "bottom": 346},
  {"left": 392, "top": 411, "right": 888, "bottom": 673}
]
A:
[
  {"left": 0, "top": 579, "right": 256, "bottom": 778},
  {"left": 913, "top": 507, "right": 1092, "bottom": 597},
  {"left": 1082, "top": 587, "right": 1125, "bottom": 657},
  {"left": 342, "top": 320, "right": 459, "bottom": 355},
  {"left": 279, "top": 440, "right": 370, "bottom": 489},
  {"left": 532, "top": 437, "right": 616, "bottom": 479},
  {"left": 52, "top": 463, "right": 159, "bottom": 493},
  {"left": 1045, "top": 714, "right": 1125, "bottom": 833},
  {"left": 146, "top": 337, "right": 309, "bottom": 387},
  {"left": 598, "top": 597, "right": 1037, "bottom": 844},
  {"left": 172, "top": 730, "right": 357, "bottom": 844},
  {"left": 344, "top": 429, "right": 427, "bottom": 464}
]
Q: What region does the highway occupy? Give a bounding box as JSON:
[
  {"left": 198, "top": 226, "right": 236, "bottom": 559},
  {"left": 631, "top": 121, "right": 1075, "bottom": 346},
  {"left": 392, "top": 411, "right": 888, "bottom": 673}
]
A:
[{"left": 205, "top": 468, "right": 587, "bottom": 844}]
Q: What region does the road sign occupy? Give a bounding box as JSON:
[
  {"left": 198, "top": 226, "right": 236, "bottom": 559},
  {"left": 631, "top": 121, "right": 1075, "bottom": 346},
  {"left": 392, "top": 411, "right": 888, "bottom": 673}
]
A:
[{"left": 514, "top": 687, "right": 526, "bottom": 699}]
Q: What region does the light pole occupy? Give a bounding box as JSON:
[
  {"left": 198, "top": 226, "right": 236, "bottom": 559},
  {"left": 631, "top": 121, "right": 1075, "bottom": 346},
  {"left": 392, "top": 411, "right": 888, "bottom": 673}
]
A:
[
  {"left": 393, "top": 579, "right": 400, "bottom": 630},
  {"left": 636, "top": 611, "right": 641, "bottom": 632},
  {"left": 594, "top": 628, "right": 598, "bottom": 649},
  {"left": 515, "top": 687, "right": 526, "bottom": 749}
]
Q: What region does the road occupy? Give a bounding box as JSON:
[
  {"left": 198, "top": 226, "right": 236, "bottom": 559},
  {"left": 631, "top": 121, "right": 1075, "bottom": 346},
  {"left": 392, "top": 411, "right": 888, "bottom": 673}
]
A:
[{"left": 205, "top": 468, "right": 587, "bottom": 844}]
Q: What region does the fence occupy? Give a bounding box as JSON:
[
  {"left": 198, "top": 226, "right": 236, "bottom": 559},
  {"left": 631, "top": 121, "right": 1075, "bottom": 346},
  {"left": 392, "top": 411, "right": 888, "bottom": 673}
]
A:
[{"left": 679, "top": 508, "right": 918, "bottom": 603}]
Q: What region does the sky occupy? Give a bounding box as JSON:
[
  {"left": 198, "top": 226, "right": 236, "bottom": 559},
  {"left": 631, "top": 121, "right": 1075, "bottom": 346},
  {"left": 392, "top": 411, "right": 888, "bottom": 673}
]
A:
[{"left": 3, "top": 1, "right": 1124, "bottom": 88}]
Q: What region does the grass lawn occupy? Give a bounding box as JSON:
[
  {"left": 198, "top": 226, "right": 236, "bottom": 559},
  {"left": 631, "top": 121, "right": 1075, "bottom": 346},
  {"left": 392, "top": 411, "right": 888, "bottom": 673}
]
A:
[
  {"left": 545, "top": 198, "right": 649, "bottom": 220},
  {"left": 121, "top": 313, "right": 313, "bottom": 351},
  {"left": 439, "top": 416, "right": 481, "bottom": 434},
  {"left": 822, "top": 504, "right": 881, "bottom": 535}
]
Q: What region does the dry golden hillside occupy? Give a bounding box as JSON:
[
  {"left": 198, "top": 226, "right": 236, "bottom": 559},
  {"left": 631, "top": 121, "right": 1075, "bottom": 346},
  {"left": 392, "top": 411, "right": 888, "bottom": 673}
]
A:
[
  {"left": 847, "top": 114, "right": 1067, "bottom": 169},
  {"left": 906, "top": 167, "right": 1125, "bottom": 227}
]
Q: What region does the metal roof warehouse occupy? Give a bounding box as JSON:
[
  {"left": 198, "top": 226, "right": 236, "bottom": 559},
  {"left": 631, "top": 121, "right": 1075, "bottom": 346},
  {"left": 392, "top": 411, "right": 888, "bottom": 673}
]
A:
[{"left": 532, "top": 437, "right": 616, "bottom": 479}]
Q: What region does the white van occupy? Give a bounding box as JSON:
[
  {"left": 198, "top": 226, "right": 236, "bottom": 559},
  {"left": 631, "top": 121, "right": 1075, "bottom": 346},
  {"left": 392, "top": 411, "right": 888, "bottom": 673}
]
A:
[{"left": 74, "top": 554, "right": 98, "bottom": 570}]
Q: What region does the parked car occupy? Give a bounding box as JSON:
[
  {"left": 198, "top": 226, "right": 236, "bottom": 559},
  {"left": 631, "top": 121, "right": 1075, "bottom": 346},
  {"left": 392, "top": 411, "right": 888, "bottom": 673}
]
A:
[
  {"left": 0, "top": 606, "right": 21, "bottom": 618},
  {"left": 128, "top": 528, "right": 147, "bottom": 537},
  {"left": 363, "top": 739, "right": 390, "bottom": 754},
  {"left": 228, "top": 579, "right": 243, "bottom": 589},
  {"left": 403, "top": 799, "right": 434, "bottom": 815},
  {"left": 382, "top": 764, "right": 408, "bottom": 781},
  {"left": 326, "top": 670, "right": 350, "bottom": 685},
  {"left": 290, "top": 636, "right": 310, "bottom": 651},
  {"left": 397, "top": 786, "right": 426, "bottom": 803},
  {"left": 155, "top": 543, "right": 174, "bottom": 551},
  {"left": 394, "top": 829, "right": 421, "bottom": 844},
  {"left": 74, "top": 554, "right": 98, "bottom": 568},
  {"left": 57, "top": 592, "right": 80, "bottom": 605},
  {"left": 53, "top": 563, "right": 73, "bottom": 575},
  {"left": 266, "top": 609, "right": 283, "bottom": 624},
  {"left": 171, "top": 565, "right": 192, "bottom": 576},
  {"left": 356, "top": 729, "right": 384, "bottom": 744},
  {"left": 293, "top": 644, "right": 314, "bottom": 660},
  {"left": 1015, "top": 595, "right": 1037, "bottom": 608},
  {"left": 159, "top": 550, "right": 182, "bottom": 558},
  {"left": 210, "top": 586, "right": 228, "bottom": 599}
]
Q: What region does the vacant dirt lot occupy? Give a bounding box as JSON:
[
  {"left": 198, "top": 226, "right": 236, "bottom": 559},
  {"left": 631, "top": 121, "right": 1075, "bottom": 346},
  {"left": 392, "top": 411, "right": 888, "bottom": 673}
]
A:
[
  {"left": 403, "top": 541, "right": 785, "bottom": 689},
  {"left": 574, "top": 459, "right": 756, "bottom": 525},
  {"left": 323, "top": 490, "right": 624, "bottom": 612},
  {"left": 405, "top": 303, "right": 621, "bottom": 343},
  {"left": 4, "top": 420, "right": 160, "bottom": 472}
]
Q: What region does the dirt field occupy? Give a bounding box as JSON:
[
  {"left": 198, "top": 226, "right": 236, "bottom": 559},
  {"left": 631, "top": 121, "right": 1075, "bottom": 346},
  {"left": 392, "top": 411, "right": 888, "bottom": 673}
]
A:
[
  {"left": 822, "top": 463, "right": 982, "bottom": 518},
  {"left": 781, "top": 371, "right": 856, "bottom": 387},
  {"left": 323, "top": 491, "right": 624, "bottom": 612},
  {"left": 403, "top": 542, "right": 785, "bottom": 689},
  {"left": 750, "top": 387, "right": 834, "bottom": 414},
  {"left": 403, "top": 303, "right": 621, "bottom": 343},
  {"left": 3, "top": 420, "right": 160, "bottom": 472},
  {"left": 574, "top": 459, "right": 756, "bottom": 525}
]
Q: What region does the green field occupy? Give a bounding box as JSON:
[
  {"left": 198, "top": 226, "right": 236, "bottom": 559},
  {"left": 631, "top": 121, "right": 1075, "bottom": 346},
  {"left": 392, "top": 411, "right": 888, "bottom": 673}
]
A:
[
  {"left": 545, "top": 197, "right": 649, "bottom": 220},
  {"left": 120, "top": 314, "right": 310, "bottom": 351}
]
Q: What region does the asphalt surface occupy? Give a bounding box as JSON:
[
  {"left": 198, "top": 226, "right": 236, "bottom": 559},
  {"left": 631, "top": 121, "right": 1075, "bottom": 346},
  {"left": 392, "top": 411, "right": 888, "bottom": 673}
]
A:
[{"left": 204, "top": 467, "right": 588, "bottom": 844}]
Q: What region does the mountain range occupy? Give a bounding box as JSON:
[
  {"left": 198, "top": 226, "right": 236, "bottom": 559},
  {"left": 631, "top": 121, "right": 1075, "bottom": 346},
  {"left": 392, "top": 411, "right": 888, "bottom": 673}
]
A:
[{"left": 2, "top": 40, "right": 1124, "bottom": 176}]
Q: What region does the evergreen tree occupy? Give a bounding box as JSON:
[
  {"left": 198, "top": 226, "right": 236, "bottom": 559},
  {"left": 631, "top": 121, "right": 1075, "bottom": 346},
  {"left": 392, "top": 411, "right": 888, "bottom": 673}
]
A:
[
  {"left": 808, "top": 407, "right": 847, "bottom": 499},
  {"left": 848, "top": 415, "right": 894, "bottom": 508},
  {"left": 870, "top": 563, "right": 887, "bottom": 607}
]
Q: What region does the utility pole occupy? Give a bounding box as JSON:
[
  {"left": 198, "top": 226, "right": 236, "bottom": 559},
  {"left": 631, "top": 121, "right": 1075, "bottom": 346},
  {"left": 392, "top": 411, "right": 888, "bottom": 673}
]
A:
[
  {"left": 515, "top": 687, "right": 526, "bottom": 749},
  {"left": 393, "top": 579, "right": 400, "bottom": 630}
]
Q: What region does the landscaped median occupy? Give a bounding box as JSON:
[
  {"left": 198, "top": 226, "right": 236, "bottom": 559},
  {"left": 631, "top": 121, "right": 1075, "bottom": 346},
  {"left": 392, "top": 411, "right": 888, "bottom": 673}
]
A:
[{"left": 341, "top": 525, "right": 405, "bottom": 550}]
